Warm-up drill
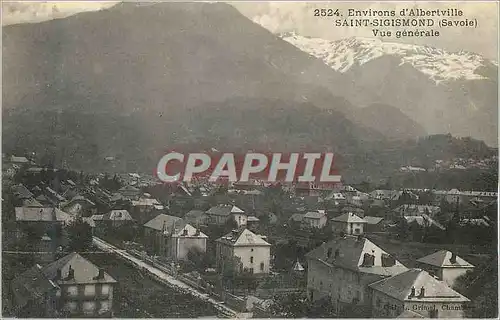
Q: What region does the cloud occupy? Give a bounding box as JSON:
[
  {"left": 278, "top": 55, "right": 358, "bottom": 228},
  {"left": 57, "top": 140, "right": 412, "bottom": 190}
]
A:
[
  {"left": 2, "top": 1, "right": 119, "bottom": 26},
  {"left": 232, "top": 2, "right": 498, "bottom": 60}
]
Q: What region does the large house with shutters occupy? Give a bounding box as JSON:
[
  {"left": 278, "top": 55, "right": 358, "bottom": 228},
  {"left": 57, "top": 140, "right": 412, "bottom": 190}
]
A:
[
  {"left": 10, "top": 252, "right": 117, "bottom": 318},
  {"left": 305, "top": 235, "right": 408, "bottom": 316}
]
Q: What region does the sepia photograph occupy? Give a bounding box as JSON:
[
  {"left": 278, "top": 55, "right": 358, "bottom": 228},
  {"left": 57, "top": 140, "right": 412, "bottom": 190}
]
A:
[{"left": 1, "top": 1, "right": 498, "bottom": 318}]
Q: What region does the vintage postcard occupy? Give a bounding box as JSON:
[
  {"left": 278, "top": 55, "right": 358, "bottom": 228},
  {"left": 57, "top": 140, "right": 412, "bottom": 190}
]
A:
[{"left": 2, "top": 1, "right": 498, "bottom": 318}]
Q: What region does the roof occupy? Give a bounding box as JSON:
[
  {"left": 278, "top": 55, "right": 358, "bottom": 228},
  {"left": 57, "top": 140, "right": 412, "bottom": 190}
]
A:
[
  {"left": 10, "top": 155, "right": 29, "bottom": 163},
  {"left": 172, "top": 224, "right": 208, "bottom": 238},
  {"left": 404, "top": 214, "right": 445, "bottom": 230},
  {"left": 417, "top": 250, "right": 474, "bottom": 268},
  {"left": 247, "top": 216, "right": 260, "bottom": 222},
  {"left": 304, "top": 210, "right": 326, "bottom": 219},
  {"left": 103, "top": 210, "right": 133, "bottom": 221},
  {"left": 144, "top": 214, "right": 185, "bottom": 233},
  {"left": 15, "top": 207, "right": 73, "bottom": 223},
  {"left": 216, "top": 228, "right": 271, "bottom": 247},
  {"left": 369, "top": 269, "right": 470, "bottom": 303},
  {"left": 306, "top": 235, "right": 407, "bottom": 275},
  {"left": 22, "top": 198, "right": 43, "bottom": 207},
  {"left": 131, "top": 198, "right": 162, "bottom": 207},
  {"left": 42, "top": 252, "right": 117, "bottom": 285},
  {"left": 184, "top": 209, "right": 206, "bottom": 219},
  {"left": 13, "top": 184, "right": 34, "bottom": 199},
  {"left": 292, "top": 260, "right": 305, "bottom": 272},
  {"left": 331, "top": 212, "right": 367, "bottom": 223},
  {"left": 119, "top": 185, "right": 140, "bottom": 192},
  {"left": 363, "top": 216, "right": 384, "bottom": 225},
  {"left": 206, "top": 204, "right": 245, "bottom": 216},
  {"left": 10, "top": 264, "right": 58, "bottom": 309},
  {"left": 394, "top": 204, "right": 440, "bottom": 216}
]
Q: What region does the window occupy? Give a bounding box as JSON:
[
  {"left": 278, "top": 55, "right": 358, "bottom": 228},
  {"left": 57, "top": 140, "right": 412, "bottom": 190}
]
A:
[
  {"left": 101, "top": 284, "right": 110, "bottom": 295},
  {"left": 249, "top": 268, "right": 254, "bottom": 274},
  {"left": 251, "top": 249, "right": 254, "bottom": 252},
  {"left": 100, "top": 301, "right": 110, "bottom": 314},
  {"left": 83, "top": 301, "right": 96, "bottom": 314},
  {"left": 65, "top": 301, "right": 78, "bottom": 313},
  {"left": 376, "top": 298, "right": 381, "bottom": 307},
  {"left": 250, "top": 256, "right": 254, "bottom": 263},
  {"left": 84, "top": 284, "right": 95, "bottom": 296},
  {"left": 260, "top": 262, "right": 264, "bottom": 271},
  {"left": 66, "top": 285, "right": 78, "bottom": 297}
]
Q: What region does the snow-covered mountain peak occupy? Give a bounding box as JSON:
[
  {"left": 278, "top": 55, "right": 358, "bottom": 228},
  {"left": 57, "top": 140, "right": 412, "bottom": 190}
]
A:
[{"left": 282, "top": 34, "right": 495, "bottom": 83}]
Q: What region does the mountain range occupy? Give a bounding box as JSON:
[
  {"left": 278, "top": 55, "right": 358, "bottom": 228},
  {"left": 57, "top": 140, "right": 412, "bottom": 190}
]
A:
[
  {"left": 2, "top": 2, "right": 496, "bottom": 181},
  {"left": 282, "top": 34, "right": 498, "bottom": 146}
]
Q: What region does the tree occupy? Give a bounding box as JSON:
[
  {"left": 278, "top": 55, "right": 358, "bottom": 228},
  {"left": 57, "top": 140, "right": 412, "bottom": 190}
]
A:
[
  {"left": 453, "top": 258, "right": 498, "bottom": 318},
  {"left": 269, "top": 293, "right": 309, "bottom": 318},
  {"left": 66, "top": 217, "right": 93, "bottom": 252}
]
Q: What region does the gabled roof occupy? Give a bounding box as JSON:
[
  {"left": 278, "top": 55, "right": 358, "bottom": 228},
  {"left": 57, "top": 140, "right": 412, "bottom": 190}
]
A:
[
  {"left": 417, "top": 250, "right": 474, "bottom": 268},
  {"left": 15, "top": 207, "right": 73, "bottom": 223},
  {"left": 206, "top": 204, "right": 245, "bottom": 216},
  {"left": 404, "top": 214, "right": 445, "bottom": 230},
  {"left": 331, "top": 212, "right": 367, "bottom": 223},
  {"left": 11, "top": 264, "right": 58, "bottom": 309},
  {"left": 247, "top": 216, "right": 260, "bottom": 222},
  {"left": 42, "top": 252, "right": 116, "bottom": 285},
  {"left": 363, "top": 216, "right": 384, "bottom": 225},
  {"left": 22, "top": 198, "right": 43, "bottom": 207},
  {"left": 144, "top": 214, "right": 185, "bottom": 233},
  {"left": 216, "top": 228, "right": 270, "bottom": 247},
  {"left": 171, "top": 224, "right": 208, "bottom": 238},
  {"left": 9, "top": 156, "right": 29, "bottom": 163},
  {"left": 304, "top": 210, "right": 326, "bottom": 219},
  {"left": 292, "top": 260, "right": 305, "bottom": 272},
  {"left": 369, "top": 269, "right": 470, "bottom": 303},
  {"left": 13, "top": 184, "right": 34, "bottom": 199},
  {"left": 103, "top": 210, "right": 133, "bottom": 221},
  {"left": 306, "top": 235, "right": 406, "bottom": 275}
]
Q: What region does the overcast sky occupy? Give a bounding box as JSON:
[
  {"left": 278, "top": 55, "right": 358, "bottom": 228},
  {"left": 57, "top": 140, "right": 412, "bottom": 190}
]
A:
[{"left": 2, "top": 1, "right": 498, "bottom": 60}]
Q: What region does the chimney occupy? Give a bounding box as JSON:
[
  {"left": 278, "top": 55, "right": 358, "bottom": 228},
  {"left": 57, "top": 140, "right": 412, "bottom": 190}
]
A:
[
  {"left": 182, "top": 229, "right": 188, "bottom": 236},
  {"left": 54, "top": 269, "right": 62, "bottom": 281},
  {"left": 194, "top": 228, "right": 200, "bottom": 236},
  {"left": 408, "top": 286, "right": 416, "bottom": 299},
  {"left": 93, "top": 268, "right": 105, "bottom": 280},
  {"left": 64, "top": 266, "right": 75, "bottom": 281},
  {"left": 357, "top": 234, "right": 363, "bottom": 242},
  {"left": 334, "top": 249, "right": 340, "bottom": 259},
  {"left": 450, "top": 252, "right": 457, "bottom": 264},
  {"left": 418, "top": 287, "right": 425, "bottom": 298}
]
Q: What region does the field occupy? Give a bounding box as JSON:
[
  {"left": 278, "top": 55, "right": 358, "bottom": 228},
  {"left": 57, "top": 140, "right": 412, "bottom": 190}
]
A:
[{"left": 82, "top": 252, "right": 220, "bottom": 318}]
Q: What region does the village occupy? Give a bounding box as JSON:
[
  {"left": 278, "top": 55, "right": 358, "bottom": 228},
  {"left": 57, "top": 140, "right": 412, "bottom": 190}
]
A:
[{"left": 1, "top": 153, "right": 497, "bottom": 318}]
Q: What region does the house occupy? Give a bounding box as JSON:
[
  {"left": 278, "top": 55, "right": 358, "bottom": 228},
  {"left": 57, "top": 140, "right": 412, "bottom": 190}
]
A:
[
  {"left": 183, "top": 209, "right": 208, "bottom": 227},
  {"left": 91, "top": 210, "right": 134, "bottom": 232},
  {"left": 117, "top": 185, "right": 141, "bottom": 200},
  {"left": 403, "top": 214, "right": 445, "bottom": 231},
  {"left": 246, "top": 216, "right": 260, "bottom": 229},
  {"left": 302, "top": 210, "right": 328, "bottom": 229},
  {"left": 170, "top": 224, "right": 208, "bottom": 260},
  {"left": 369, "top": 268, "right": 470, "bottom": 318},
  {"left": 130, "top": 197, "right": 164, "bottom": 224},
  {"left": 143, "top": 214, "right": 206, "bottom": 260},
  {"left": 60, "top": 195, "right": 97, "bottom": 217},
  {"left": 288, "top": 213, "right": 305, "bottom": 227},
  {"left": 416, "top": 251, "right": 475, "bottom": 287},
  {"left": 215, "top": 228, "right": 271, "bottom": 275},
  {"left": 10, "top": 252, "right": 117, "bottom": 317},
  {"left": 363, "top": 216, "right": 385, "bottom": 233},
  {"left": 15, "top": 207, "right": 74, "bottom": 239},
  {"left": 331, "top": 212, "right": 367, "bottom": 235},
  {"left": 325, "top": 192, "right": 346, "bottom": 205},
  {"left": 306, "top": 235, "right": 408, "bottom": 316},
  {"left": 206, "top": 204, "right": 247, "bottom": 227},
  {"left": 394, "top": 204, "right": 441, "bottom": 218},
  {"left": 12, "top": 184, "right": 34, "bottom": 201}
]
